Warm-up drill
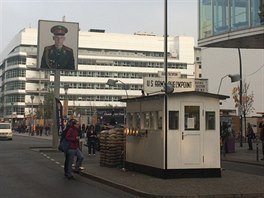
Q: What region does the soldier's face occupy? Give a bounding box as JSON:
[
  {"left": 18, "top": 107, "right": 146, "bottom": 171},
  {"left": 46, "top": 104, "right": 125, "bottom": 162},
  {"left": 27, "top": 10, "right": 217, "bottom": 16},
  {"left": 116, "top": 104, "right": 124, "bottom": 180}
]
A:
[{"left": 53, "top": 35, "right": 65, "bottom": 48}]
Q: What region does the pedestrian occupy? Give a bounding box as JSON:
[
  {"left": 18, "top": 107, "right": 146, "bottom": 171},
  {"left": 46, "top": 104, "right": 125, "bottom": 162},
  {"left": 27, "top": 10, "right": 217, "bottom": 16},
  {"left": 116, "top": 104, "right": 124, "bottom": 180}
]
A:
[
  {"left": 45, "top": 124, "right": 50, "bottom": 136},
  {"left": 40, "top": 25, "right": 75, "bottom": 70},
  {"left": 81, "top": 123, "right": 86, "bottom": 137},
  {"left": 86, "top": 124, "right": 97, "bottom": 156},
  {"left": 259, "top": 117, "right": 264, "bottom": 160},
  {"left": 61, "top": 120, "right": 71, "bottom": 177},
  {"left": 65, "top": 119, "right": 84, "bottom": 179},
  {"left": 39, "top": 125, "right": 43, "bottom": 136},
  {"left": 246, "top": 122, "right": 254, "bottom": 150}
]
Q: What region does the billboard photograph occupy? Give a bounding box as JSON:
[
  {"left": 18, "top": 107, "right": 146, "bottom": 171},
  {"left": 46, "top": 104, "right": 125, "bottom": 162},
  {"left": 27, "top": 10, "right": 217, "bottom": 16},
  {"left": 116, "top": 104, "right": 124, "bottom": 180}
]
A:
[{"left": 37, "top": 20, "right": 79, "bottom": 71}]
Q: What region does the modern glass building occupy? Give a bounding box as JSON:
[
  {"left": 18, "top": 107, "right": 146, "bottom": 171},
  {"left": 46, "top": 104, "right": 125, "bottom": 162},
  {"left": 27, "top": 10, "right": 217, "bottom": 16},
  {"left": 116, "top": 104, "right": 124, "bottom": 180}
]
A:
[{"left": 198, "top": 0, "right": 264, "bottom": 48}]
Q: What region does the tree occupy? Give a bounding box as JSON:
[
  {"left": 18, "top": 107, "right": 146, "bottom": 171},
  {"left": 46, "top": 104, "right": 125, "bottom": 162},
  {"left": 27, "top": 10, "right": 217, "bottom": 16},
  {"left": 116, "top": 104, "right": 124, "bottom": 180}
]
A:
[
  {"left": 35, "top": 102, "right": 44, "bottom": 119},
  {"left": 43, "top": 89, "right": 54, "bottom": 120},
  {"left": 232, "top": 81, "right": 255, "bottom": 137}
]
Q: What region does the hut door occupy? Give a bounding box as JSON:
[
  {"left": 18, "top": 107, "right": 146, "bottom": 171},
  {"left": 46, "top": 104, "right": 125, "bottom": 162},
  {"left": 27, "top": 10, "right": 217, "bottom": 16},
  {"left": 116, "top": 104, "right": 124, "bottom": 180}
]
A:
[{"left": 181, "top": 103, "right": 203, "bottom": 167}]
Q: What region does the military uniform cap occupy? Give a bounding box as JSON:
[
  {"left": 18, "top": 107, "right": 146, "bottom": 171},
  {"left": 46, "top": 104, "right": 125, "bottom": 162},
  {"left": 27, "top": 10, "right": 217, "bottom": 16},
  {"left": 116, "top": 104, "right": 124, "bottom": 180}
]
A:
[{"left": 51, "top": 25, "right": 68, "bottom": 36}]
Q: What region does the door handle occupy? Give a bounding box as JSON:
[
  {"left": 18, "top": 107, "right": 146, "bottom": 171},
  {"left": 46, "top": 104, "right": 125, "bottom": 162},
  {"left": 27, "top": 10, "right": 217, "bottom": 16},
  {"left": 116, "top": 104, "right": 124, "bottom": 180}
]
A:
[{"left": 182, "top": 132, "right": 184, "bottom": 140}]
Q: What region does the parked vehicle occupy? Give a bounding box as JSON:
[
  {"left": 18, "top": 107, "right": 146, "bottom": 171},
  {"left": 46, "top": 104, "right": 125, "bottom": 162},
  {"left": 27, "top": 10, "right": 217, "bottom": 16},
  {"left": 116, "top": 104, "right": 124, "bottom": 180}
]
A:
[{"left": 0, "top": 122, "right": 13, "bottom": 140}]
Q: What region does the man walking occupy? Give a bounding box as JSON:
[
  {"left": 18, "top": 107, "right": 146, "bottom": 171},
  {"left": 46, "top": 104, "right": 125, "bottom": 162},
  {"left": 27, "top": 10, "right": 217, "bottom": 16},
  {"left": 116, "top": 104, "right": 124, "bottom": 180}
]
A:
[{"left": 65, "top": 120, "right": 84, "bottom": 179}]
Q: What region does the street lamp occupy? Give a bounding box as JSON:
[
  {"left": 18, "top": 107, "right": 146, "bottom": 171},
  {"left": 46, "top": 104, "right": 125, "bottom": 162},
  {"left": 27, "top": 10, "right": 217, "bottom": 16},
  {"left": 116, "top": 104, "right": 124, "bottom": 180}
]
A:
[
  {"left": 106, "top": 79, "right": 128, "bottom": 98},
  {"left": 30, "top": 95, "right": 34, "bottom": 135},
  {"left": 217, "top": 74, "right": 240, "bottom": 94},
  {"left": 11, "top": 102, "right": 14, "bottom": 129}
]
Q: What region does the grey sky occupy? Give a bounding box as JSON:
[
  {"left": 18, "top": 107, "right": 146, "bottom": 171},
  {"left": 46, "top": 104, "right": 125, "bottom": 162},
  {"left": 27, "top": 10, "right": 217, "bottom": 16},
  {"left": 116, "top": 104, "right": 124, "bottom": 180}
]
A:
[
  {"left": 0, "top": 0, "right": 197, "bottom": 51},
  {"left": 0, "top": 0, "right": 263, "bottom": 115}
]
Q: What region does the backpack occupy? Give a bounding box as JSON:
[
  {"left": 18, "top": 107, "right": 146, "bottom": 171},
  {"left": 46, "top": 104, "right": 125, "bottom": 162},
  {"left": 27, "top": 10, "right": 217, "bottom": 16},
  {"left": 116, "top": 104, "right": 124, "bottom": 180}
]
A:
[{"left": 58, "top": 127, "right": 70, "bottom": 152}]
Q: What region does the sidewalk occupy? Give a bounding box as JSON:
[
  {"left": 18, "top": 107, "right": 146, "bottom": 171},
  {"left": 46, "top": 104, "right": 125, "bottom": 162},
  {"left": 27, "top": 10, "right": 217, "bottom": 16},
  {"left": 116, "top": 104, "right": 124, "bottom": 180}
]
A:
[
  {"left": 16, "top": 133, "right": 264, "bottom": 197},
  {"left": 221, "top": 141, "right": 264, "bottom": 166}
]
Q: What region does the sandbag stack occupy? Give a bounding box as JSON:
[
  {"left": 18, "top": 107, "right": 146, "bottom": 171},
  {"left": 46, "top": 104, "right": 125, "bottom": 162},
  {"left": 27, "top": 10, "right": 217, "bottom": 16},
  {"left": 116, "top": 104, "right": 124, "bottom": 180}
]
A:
[{"left": 99, "top": 128, "right": 125, "bottom": 167}]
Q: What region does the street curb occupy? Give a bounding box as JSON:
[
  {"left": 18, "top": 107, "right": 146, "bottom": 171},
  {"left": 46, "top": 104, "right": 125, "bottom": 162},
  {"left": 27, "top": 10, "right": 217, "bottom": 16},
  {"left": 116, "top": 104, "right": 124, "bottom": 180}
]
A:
[
  {"left": 222, "top": 159, "right": 264, "bottom": 167},
  {"left": 80, "top": 171, "right": 161, "bottom": 198},
  {"left": 80, "top": 171, "right": 264, "bottom": 198}
]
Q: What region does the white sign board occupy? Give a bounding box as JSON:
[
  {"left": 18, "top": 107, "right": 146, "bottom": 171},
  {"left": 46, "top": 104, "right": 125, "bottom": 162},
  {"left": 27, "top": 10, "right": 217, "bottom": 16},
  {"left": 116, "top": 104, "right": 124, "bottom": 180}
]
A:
[
  {"left": 195, "top": 79, "right": 208, "bottom": 92},
  {"left": 143, "top": 77, "right": 195, "bottom": 93},
  {"left": 143, "top": 77, "right": 208, "bottom": 94},
  {"left": 12, "top": 112, "right": 17, "bottom": 118}
]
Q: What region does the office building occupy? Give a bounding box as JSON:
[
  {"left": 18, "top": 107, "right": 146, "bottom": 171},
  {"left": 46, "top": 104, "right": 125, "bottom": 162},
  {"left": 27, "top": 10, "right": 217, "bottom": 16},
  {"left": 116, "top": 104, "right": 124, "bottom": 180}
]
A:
[{"left": 0, "top": 27, "right": 201, "bottom": 123}]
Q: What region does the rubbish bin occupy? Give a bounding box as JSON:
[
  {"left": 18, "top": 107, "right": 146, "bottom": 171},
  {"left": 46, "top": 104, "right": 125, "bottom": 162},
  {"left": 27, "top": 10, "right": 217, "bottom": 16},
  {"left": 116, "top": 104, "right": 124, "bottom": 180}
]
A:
[{"left": 225, "top": 136, "right": 235, "bottom": 153}]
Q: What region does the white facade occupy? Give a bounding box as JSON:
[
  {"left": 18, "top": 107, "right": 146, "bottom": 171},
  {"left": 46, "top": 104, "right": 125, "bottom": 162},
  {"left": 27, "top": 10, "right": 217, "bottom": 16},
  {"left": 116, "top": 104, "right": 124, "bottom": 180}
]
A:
[{"left": 0, "top": 27, "right": 201, "bottom": 122}]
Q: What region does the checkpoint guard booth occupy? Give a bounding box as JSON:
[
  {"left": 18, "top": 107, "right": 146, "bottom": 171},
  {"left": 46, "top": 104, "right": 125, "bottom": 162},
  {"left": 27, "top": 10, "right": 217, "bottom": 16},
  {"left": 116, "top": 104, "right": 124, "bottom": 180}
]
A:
[{"left": 121, "top": 91, "right": 229, "bottom": 178}]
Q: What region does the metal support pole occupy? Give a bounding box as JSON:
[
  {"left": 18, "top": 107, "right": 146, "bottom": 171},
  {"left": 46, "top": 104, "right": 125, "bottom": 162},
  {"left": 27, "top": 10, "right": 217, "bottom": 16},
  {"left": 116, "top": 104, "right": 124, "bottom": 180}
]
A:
[
  {"left": 238, "top": 48, "right": 243, "bottom": 147},
  {"left": 164, "top": 0, "right": 168, "bottom": 173},
  {"left": 31, "top": 95, "right": 34, "bottom": 135},
  {"left": 256, "top": 143, "right": 259, "bottom": 161},
  {"left": 63, "top": 84, "right": 69, "bottom": 118},
  {"left": 52, "top": 70, "right": 60, "bottom": 149}
]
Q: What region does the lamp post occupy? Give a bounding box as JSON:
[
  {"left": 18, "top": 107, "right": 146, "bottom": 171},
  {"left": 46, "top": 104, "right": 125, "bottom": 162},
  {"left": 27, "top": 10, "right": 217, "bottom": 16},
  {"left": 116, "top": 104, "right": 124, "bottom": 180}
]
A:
[
  {"left": 30, "top": 95, "right": 34, "bottom": 135},
  {"left": 11, "top": 102, "right": 14, "bottom": 129},
  {"left": 106, "top": 79, "right": 128, "bottom": 125},
  {"left": 217, "top": 74, "right": 240, "bottom": 94},
  {"left": 106, "top": 79, "right": 128, "bottom": 98},
  {"left": 63, "top": 84, "right": 69, "bottom": 119}
]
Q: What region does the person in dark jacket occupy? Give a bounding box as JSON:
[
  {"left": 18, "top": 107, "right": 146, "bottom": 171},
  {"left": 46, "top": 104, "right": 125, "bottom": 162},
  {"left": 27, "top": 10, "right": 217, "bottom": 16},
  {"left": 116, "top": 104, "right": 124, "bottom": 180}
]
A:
[
  {"left": 65, "top": 120, "right": 84, "bottom": 179},
  {"left": 86, "top": 124, "right": 97, "bottom": 156},
  {"left": 246, "top": 122, "right": 254, "bottom": 150}
]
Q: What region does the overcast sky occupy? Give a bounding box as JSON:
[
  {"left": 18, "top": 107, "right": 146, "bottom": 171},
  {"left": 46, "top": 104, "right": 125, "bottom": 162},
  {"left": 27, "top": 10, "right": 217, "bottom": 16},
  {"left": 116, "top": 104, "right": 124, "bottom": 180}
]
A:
[{"left": 0, "top": 0, "right": 263, "bottom": 115}]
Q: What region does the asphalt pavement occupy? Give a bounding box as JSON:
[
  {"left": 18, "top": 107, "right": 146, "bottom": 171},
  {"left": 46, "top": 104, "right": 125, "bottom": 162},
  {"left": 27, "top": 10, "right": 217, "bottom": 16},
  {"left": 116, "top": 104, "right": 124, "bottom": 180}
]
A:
[{"left": 15, "top": 133, "right": 264, "bottom": 198}]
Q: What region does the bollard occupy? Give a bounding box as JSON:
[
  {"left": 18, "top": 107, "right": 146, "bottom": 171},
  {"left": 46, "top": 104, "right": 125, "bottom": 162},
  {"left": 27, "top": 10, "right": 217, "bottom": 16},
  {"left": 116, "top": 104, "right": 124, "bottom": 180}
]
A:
[{"left": 256, "top": 143, "right": 259, "bottom": 161}]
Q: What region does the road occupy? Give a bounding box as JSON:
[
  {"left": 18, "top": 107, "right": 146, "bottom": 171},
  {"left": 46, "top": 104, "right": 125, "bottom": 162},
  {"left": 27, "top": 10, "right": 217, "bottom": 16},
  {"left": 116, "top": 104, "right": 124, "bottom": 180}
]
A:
[{"left": 0, "top": 135, "right": 139, "bottom": 198}]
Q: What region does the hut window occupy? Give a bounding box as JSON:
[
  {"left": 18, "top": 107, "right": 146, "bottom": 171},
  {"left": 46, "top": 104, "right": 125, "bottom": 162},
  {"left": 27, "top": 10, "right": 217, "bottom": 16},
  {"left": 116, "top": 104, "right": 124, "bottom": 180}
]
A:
[
  {"left": 206, "top": 111, "right": 215, "bottom": 130},
  {"left": 158, "top": 111, "right": 163, "bottom": 129},
  {"left": 169, "top": 111, "right": 179, "bottom": 129},
  {"left": 184, "top": 106, "right": 200, "bottom": 130}
]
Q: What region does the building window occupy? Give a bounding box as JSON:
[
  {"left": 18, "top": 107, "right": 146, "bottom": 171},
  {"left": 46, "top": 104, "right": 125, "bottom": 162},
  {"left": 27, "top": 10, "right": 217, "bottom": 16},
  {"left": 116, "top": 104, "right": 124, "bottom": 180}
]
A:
[
  {"left": 6, "top": 55, "right": 26, "bottom": 66},
  {"left": 231, "top": 0, "right": 249, "bottom": 31},
  {"left": 213, "top": 0, "right": 230, "bottom": 35}
]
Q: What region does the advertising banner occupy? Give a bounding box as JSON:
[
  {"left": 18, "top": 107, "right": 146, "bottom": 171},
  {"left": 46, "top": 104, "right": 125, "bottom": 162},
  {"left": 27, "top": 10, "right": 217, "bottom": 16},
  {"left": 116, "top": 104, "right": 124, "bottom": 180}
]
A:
[{"left": 55, "top": 97, "right": 64, "bottom": 136}]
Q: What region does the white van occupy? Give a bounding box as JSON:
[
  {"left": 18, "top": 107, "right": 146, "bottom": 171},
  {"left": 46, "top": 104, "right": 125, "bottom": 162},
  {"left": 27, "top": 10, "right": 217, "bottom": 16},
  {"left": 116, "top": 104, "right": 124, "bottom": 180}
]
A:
[{"left": 0, "top": 122, "right": 13, "bottom": 140}]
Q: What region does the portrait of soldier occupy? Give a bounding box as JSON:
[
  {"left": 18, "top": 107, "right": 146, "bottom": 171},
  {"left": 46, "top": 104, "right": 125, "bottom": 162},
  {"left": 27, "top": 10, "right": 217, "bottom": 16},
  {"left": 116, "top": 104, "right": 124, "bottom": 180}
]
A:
[{"left": 40, "top": 25, "right": 75, "bottom": 70}]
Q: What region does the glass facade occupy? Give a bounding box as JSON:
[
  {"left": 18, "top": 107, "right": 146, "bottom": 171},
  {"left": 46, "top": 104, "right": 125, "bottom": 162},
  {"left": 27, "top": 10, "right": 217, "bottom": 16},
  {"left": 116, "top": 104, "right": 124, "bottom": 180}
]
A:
[{"left": 199, "top": 0, "right": 264, "bottom": 39}]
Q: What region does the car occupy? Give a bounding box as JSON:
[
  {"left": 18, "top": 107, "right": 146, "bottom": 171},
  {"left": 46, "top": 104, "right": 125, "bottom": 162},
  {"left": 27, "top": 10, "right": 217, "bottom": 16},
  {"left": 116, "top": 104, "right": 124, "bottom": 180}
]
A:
[{"left": 0, "top": 122, "right": 13, "bottom": 140}]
